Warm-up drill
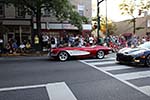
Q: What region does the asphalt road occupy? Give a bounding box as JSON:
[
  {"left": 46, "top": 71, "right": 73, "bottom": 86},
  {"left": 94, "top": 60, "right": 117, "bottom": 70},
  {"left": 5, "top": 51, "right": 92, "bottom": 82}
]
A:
[{"left": 0, "top": 54, "right": 150, "bottom": 100}]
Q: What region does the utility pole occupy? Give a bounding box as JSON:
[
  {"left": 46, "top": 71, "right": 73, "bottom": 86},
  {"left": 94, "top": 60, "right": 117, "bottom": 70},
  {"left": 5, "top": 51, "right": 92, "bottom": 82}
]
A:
[
  {"left": 105, "top": 0, "right": 108, "bottom": 37},
  {"left": 97, "top": 0, "right": 104, "bottom": 43}
]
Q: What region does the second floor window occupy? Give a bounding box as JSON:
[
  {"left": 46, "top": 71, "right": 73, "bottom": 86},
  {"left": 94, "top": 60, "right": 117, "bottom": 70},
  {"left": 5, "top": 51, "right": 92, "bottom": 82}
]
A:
[
  {"left": 41, "top": 8, "right": 53, "bottom": 17},
  {"left": 78, "top": 10, "right": 84, "bottom": 16},
  {"left": 78, "top": 4, "right": 84, "bottom": 16},
  {"left": 16, "top": 6, "right": 25, "bottom": 17}
]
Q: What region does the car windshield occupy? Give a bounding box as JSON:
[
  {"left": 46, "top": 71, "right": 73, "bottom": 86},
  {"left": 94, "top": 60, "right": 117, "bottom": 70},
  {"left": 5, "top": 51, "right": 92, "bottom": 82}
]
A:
[{"left": 138, "top": 42, "right": 150, "bottom": 49}]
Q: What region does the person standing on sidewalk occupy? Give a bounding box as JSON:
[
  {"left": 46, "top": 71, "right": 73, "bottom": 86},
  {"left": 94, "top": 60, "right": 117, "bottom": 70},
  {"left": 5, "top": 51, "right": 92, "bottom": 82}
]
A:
[
  {"left": 34, "top": 35, "right": 40, "bottom": 51},
  {"left": 0, "top": 38, "right": 3, "bottom": 53}
]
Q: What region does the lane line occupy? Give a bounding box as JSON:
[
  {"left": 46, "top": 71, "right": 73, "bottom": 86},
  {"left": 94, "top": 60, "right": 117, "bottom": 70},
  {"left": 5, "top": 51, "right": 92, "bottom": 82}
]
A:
[
  {"left": 99, "top": 65, "right": 133, "bottom": 71},
  {"left": 115, "top": 70, "right": 150, "bottom": 80},
  {"left": 0, "top": 84, "right": 46, "bottom": 92},
  {"left": 79, "top": 60, "right": 150, "bottom": 96},
  {"left": 46, "top": 82, "right": 77, "bottom": 100},
  {"left": 139, "top": 86, "right": 150, "bottom": 96}
]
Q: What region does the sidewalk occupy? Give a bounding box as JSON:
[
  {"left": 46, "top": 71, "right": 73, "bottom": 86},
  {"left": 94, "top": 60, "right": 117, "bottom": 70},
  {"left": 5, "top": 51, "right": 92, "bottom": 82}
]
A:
[{"left": 0, "top": 52, "right": 48, "bottom": 57}]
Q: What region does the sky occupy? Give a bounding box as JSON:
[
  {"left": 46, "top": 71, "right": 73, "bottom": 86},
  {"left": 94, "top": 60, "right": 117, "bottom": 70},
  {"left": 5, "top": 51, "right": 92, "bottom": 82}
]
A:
[{"left": 92, "top": 0, "right": 134, "bottom": 22}]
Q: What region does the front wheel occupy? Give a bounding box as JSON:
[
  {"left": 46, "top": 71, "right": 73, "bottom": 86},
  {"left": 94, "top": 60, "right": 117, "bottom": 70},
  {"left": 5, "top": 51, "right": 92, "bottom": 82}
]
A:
[
  {"left": 58, "top": 51, "right": 69, "bottom": 61},
  {"left": 145, "top": 55, "right": 150, "bottom": 67},
  {"left": 97, "top": 50, "right": 105, "bottom": 59}
]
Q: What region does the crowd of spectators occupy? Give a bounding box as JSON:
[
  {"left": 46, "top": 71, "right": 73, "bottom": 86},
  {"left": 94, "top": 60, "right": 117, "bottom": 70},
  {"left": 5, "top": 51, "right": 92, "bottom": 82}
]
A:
[{"left": 0, "top": 33, "right": 150, "bottom": 54}]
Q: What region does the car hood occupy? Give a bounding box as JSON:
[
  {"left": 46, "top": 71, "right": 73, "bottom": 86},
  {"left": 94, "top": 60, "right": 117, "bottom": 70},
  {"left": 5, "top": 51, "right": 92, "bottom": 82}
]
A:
[{"left": 118, "top": 47, "right": 148, "bottom": 55}]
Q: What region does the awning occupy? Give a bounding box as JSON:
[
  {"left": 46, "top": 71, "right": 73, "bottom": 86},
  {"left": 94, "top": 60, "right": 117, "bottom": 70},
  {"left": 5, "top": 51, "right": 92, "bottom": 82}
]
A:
[{"left": 122, "top": 33, "right": 132, "bottom": 37}]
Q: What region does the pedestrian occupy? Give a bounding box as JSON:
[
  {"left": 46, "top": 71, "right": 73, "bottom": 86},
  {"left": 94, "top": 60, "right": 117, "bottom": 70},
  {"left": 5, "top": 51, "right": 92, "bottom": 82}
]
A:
[
  {"left": 34, "top": 35, "right": 40, "bottom": 51},
  {"left": 0, "top": 38, "right": 3, "bottom": 53}
]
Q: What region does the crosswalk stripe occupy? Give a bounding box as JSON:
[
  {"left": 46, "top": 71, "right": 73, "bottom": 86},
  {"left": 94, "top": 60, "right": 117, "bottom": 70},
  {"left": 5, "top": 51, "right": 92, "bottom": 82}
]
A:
[
  {"left": 46, "top": 82, "right": 77, "bottom": 100},
  {"left": 79, "top": 59, "right": 150, "bottom": 96},
  {"left": 99, "top": 65, "right": 133, "bottom": 71},
  {"left": 80, "top": 57, "right": 115, "bottom": 62},
  {"left": 115, "top": 70, "right": 150, "bottom": 80},
  {"left": 89, "top": 61, "right": 116, "bottom": 65},
  {"left": 139, "top": 86, "right": 150, "bottom": 96}
]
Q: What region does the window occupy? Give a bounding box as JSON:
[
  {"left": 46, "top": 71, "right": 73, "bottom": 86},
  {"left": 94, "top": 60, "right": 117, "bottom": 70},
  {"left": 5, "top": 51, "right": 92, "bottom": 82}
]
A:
[
  {"left": 41, "top": 8, "right": 53, "bottom": 17},
  {"left": 78, "top": 10, "right": 84, "bottom": 16},
  {"left": 78, "top": 4, "right": 84, "bottom": 16},
  {"left": 0, "top": 3, "right": 4, "bottom": 17},
  {"left": 15, "top": 6, "right": 25, "bottom": 17},
  {"left": 147, "top": 20, "right": 150, "bottom": 28}
]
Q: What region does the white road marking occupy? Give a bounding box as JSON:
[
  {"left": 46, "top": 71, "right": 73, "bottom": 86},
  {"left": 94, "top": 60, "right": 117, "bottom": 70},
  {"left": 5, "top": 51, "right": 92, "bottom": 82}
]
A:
[
  {"left": 89, "top": 61, "right": 116, "bottom": 65},
  {"left": 139, "top": 86, "right": 150, "bottom": 96},
  {"left": 0, "top": 82, "right": 78, "bottom": 100},
  {"left": 79, "top": 59, "right": 150, "bottom": 96},
  {"left": 115, "top": 70, "right": 150, "bottom": 80},
  {"left": 100, "top": 65, "right": 133, "bottom": 71},
  {"left": 0, "top": 84, "right": 46, "bottom": 92},
  {"left": 80, "top": 57, "right": 115, "bottom": 62},
  {"left": 46, "top": 82, "right": 77, "bottom": 100}
]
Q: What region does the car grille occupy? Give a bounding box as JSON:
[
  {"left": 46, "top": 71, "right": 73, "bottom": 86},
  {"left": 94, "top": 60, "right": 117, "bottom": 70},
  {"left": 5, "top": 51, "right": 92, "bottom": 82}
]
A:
[{"left": 117, "top": 53, "right": 134, "bottom": 62}]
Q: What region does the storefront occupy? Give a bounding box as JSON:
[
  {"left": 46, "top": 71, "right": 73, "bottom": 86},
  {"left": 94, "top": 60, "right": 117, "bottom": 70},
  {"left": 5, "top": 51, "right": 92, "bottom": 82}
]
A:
[
  {"left": 1, "top": 19, "right": 31, "bottom": 45},
  {"left": 34, "top": 22, "right": 92, "bottom": 37}
]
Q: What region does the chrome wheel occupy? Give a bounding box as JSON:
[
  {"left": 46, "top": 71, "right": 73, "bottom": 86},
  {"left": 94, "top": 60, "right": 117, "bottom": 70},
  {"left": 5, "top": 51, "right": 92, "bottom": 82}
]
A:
[
  {"left": 97, "top": 50, "right": 105, "bottom": 59},
  {"left": 146, "top": 55, "right": 150, "bottom": 67},
  {"left": 58, "top": 51, "right": 69, "bottom": 61}
]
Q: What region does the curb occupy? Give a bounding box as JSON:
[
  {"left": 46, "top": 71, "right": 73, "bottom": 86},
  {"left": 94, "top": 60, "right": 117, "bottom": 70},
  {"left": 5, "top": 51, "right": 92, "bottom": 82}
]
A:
[{"left": 0, "top": 53, "right": 48, "bottom": 57}]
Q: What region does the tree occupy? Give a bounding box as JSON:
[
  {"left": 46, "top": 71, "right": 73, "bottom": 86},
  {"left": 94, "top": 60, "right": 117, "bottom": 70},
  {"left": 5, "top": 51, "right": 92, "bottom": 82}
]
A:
[
  {"left": 5, "top": 0, "right": 85, "bottom": 36},
  {"left": 119, "top": 0, "right": 137, "bottom": 34},
  {"left": 92, "top": 16, "right": 117, "bottom": 35},
  {"left": 119, "top": 0, "right": 150, "bottom": 34}
]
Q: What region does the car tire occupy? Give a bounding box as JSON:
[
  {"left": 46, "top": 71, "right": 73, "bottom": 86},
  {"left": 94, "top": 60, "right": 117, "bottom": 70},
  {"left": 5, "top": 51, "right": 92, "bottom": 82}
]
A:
[
  {"left": 145, "top": 55, "right": 150, "bottom": 67},
  {"left": 58, "top": 51, "right": 69, "bottom": 61},
  {"left": 97, "top": 50, "right": 105, "bottom": 59}
]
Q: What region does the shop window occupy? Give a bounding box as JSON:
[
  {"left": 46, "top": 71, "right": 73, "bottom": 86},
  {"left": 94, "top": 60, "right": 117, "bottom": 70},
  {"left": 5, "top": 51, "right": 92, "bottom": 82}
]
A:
[
  {"left": 0, "top": 3, "right": 4, "bottom": 17},
  {"left": 22, "top": 26, "right": 30, "bottom": 33}
]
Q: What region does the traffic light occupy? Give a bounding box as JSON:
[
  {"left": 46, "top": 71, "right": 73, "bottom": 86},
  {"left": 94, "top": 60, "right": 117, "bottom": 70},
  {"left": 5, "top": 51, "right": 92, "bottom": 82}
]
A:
[{"left": 138, "top": 9, "right": 142, "bottom": 16}]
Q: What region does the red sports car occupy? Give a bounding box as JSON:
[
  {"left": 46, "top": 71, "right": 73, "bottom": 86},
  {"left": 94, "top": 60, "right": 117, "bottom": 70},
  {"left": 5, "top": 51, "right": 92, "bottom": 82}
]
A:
[{"left": 48, "top": 45, "right": 112, "bottom": 61}]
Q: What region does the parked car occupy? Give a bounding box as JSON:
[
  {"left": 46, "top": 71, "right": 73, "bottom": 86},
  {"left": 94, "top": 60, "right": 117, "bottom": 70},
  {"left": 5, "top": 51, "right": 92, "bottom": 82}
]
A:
[
  {"left": 48, "top": 45, "right": 112, "bottom": 61},
  {"left": 116, "top": 41, "right": 150, "bottom": 67}
]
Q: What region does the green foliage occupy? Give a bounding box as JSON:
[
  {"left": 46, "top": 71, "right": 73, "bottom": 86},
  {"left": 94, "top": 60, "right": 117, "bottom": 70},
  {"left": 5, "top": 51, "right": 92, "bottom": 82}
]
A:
[
  {"left": 92, "top": 16, "right": 117, "bottom": 34},
  {"left": 119, "top": 0, "right": 150, "bottom": 33},
  {"left": 119, "top": 0, "right": 135, "bottom": 17},
  {"left": 5, "top": 0, "right": 86, "bottom": 31}
]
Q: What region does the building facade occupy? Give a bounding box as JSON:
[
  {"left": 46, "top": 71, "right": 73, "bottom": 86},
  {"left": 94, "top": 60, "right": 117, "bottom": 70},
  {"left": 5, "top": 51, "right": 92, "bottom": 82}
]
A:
[
  {"left": 0, "top": 0, "right": 92, "bottom": 45},
  {"left": 115, "top": 15, "right": 150, "bottom": 38},
  {"left": 0, "top": 3, "right": 31, "bottom": 45}
]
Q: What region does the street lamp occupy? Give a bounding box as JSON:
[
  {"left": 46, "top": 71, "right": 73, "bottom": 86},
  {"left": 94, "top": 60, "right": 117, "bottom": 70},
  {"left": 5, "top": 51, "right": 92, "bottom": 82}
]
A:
[{"left": 97, "top": 0, "right": 104, "bottom": 44}]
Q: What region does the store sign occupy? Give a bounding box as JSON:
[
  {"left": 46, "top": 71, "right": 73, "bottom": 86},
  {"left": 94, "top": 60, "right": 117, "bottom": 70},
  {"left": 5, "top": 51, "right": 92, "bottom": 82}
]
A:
[
  {"left": 34, "top": 23, "right": 92, "bottom": 30},
  {"left": 48, "top": 23, "right": 78, "bottom": 30},
  {"left": 48, "top": 24, "right": 62, "bottom": 29},
  {"left": 82, "top": 24, "right": 92, "bottom": 30},
  {"left": 63, "top": 24, "right": 78, "bottom": 30}
]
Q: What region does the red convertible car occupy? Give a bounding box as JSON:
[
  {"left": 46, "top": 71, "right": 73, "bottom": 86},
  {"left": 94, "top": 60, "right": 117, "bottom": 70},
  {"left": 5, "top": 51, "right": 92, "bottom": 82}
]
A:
[{"left": 48, "top": 45, "right": 112, "bottom": 61}]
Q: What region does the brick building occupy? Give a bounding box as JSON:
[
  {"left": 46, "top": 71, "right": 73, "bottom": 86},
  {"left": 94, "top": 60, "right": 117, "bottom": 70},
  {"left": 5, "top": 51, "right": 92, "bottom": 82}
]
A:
[{"left": 115, "top": 15, "right": 150, "bottom": 38}]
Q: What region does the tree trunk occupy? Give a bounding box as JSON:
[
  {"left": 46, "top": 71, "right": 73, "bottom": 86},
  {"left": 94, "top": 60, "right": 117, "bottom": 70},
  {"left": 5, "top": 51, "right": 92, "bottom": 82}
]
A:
[
  {"left": 35, "top": 8, "right": 42, "bottom": 51},
  {"left": 36, "top": 8, "right": 41, "bottom": 36}
]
